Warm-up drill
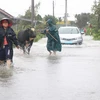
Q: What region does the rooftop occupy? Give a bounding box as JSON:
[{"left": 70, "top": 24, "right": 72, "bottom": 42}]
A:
[{"left": 0, "top": 8, "right": 14, "bottom": 18}]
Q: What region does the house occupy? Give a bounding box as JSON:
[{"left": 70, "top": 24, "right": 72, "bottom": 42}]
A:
[
  {"left": 0, "top": 8, "right": 17, "bottom": 24},
  {"left": 0, "top": 8, "right": 14, "bottom": 19}
]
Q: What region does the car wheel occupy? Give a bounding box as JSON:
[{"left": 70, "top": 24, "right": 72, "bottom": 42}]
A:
[
  {"left": 79, "top": 42, "right": 82, "bottom": 45},
  {"left": 76, "top": 42, "right": 82, "bottom": 45}
]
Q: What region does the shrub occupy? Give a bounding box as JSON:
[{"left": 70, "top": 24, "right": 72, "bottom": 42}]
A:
[
  {"left": 93, "top": 33, "right": 100, "bottom": 40},
  {"left": 34, "top": 33, "right": 44, "bottom": 42}
]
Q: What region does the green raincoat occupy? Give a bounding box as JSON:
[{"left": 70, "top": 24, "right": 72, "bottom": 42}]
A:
[{"left": 44, "top": 19, "right": 62, "bottom": 52}]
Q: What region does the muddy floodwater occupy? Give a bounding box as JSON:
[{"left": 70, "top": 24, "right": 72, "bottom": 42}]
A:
[{"left": 0, "top": 36, "right": 100, "bottom": 100}]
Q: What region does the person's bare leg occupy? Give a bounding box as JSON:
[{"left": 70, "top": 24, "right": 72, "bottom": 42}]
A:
[
  {"left": 49, "top": 51, "right": 52, "bottom": 55},
  {"left": 0, "top": 60, "right": 5, "bottom": 64},
  {"left": 53, "top": 51, "right": 56, "bottom": 55},
  {"left": 6, "top": 59, "right": 12, "bottom": 68}
]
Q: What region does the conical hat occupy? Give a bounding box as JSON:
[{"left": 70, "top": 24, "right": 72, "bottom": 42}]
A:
[{"left": 0, "top": 18, "right": 12, "bottom": 27}]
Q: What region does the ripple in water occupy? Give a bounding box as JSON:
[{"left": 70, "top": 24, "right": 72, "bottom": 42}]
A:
[{"left": 0, "top": 65, "right": 13, "bottom": 78}]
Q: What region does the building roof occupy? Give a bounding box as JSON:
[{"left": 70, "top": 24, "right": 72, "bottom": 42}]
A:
[{"left": 0, "top": 8, "right": 14, "bottom": 18}]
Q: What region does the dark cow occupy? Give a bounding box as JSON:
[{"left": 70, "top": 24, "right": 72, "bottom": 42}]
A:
[{"left": 17, "top": 28, "right": 36, "bottom": 54}]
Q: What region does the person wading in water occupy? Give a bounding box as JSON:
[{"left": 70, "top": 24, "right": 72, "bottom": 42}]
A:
[
  {"left": 42, "top": 19, "right": 62, "bottom": 55},
  {"left": 0, "top": 18, "right": 19, "bottom": 67}
]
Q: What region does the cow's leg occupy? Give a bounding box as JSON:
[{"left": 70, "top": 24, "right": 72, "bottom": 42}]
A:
[
  {"left": 27, "top": 45, "right": 31, "bottom": 54},
  {"left": 22, "top": 45, "right": 26, "bottom": 53},
  {"left": 21, "top": 44, "right": 25, "bottom": 54},
  {"left": 27, "top": 40, "right": 34, "bottom": 54},
  {"left": 24, "top": 41, "right": 30, "bottom": 54},
  {"left": 19, "top": 43, "right": 26, "bottom": 54}
]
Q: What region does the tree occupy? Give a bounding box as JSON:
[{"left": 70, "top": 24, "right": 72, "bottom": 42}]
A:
[
  {"left": 35, "top": 14, "right": 42, "bottom": 21},
  {"left": 92, "top": 1, "right": 100, "bottom": 29},
  {"left": 34, "top": 2, "right": 40, "bottom": 17},
  {"left": 17, "top": 2, "right": 41, "bottom": 29},
  {"left": 75, "top": 13, "right": 91, "bottom": 28},
  {"left": 44, "top": 15, "right": 58, "bottom": 25}
]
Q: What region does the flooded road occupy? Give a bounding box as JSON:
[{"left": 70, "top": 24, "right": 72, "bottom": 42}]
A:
[{"left": 0, "top": 35, "right": 100, "bottom": 100}]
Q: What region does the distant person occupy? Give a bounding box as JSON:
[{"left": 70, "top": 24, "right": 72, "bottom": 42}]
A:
[
  {"left": 0, "top": 18, "right": 19, "bottom": 67},
  {"left": 41, "top": 19, "right": 62, "bottom": 55},
  {"left": 84, "top": 28, "right": 87, "bottom": 35}
]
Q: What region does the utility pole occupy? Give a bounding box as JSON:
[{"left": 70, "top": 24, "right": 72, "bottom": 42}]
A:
[
  {"left": 94, "top": 0, "right": 97, "bottom": 5},
  {"left": 53, "top": 0, "right": 55, "bottom": 17},
  {"left": 65, "top": 0, "right": 67, "bottom": 25},
  {"left": 31, "top": 0, "right": 34, "bottom": 27}
]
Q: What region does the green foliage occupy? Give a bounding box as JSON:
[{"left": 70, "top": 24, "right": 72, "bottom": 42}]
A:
[
  {"left": 12, "top": 2, "right": 61, "bottom": 42},
  {"left": 35, "top": 2, "right": 40, "bottom": 16},
  {"left": 92, "top": 1, "right": 100, "bottom": 29},
  {"left": 93, "top": 33, "right": 100, "bottom": 40},
  {"left": 34, "top": 23, "right": 46, "bottom": 42},
  {"left": 14, "top": 0, "right": 100, "bottom": 41},
  {"left": 34, "top": 33, "right": 44, "bottom": 42},
  {"left": 85, "top": 28, "right": 91, "bottom": 35},
  {"left": 92, "top": 29, "right": 100, "bottom": 40},
  {"left": 85, "top": 26, "right": 99, "bottom": 36},
  {"left": 44, "top": 15, "right": 58, "bottom": 25},
  {"left": 87, "top": 1, "right": 100, "bottom": 39},
  {"left": 75, "top": 13, "right": 91, "bottom": 28},
  {"left": 36, "top": 14, "right": 42, "bottom": 21},
  {"left": 25, "top": 8, "right": 31, "bottom": 19},
  {"left": 90, "top": 14, "right": 98, "bottom": 26},
  {"left": 17, "top": 2, "right": 42, "bottom": 29}
]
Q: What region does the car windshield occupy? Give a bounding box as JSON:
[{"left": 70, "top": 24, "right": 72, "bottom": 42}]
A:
[{"left": 59, "top": 27, "right": 80, "bottom": 34}]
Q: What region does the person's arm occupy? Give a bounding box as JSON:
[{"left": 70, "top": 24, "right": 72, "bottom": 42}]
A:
[{"left": 10, "top": 28, "right": 19, "bottom": 48}]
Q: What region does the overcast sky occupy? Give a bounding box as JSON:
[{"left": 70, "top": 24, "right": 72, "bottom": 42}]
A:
[{"left": 0, "top": 0, "right": 95, "bottom": 18}]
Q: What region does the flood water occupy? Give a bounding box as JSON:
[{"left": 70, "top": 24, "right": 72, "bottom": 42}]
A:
[{"left": 0, "top": 35, "right": 100, "bottom": 100}]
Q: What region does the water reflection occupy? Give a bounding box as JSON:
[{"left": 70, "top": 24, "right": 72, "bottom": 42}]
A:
[
  {"left": 0, "top": 66, "right": 14, "bottom": 90},
  {"left": 0, "top": 65, "right": 13, "bottom": 78},
  {"left": 47, "top": 55, "right": 61, "bottom": 64}
]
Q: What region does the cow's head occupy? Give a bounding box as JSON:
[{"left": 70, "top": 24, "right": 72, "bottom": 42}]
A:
[
  {"left": 23, "top": 28, "right": 36, "bottom": 54},
  {"left": 26, "top": 28, "right": 36, "bottom": 41}
]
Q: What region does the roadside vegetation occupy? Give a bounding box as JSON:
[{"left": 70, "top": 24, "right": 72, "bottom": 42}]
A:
[{"left": 13, "top": 1, "right": 100, "bottom": 41}]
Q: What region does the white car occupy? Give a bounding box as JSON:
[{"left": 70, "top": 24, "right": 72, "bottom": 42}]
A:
[{"left": 58, "top": 26, "right": 83, "bottom": 45}]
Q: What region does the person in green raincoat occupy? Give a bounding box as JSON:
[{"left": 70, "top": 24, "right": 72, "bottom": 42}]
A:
[{"left": 42, "top": 19, "right": 62, "bottom": 55}]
